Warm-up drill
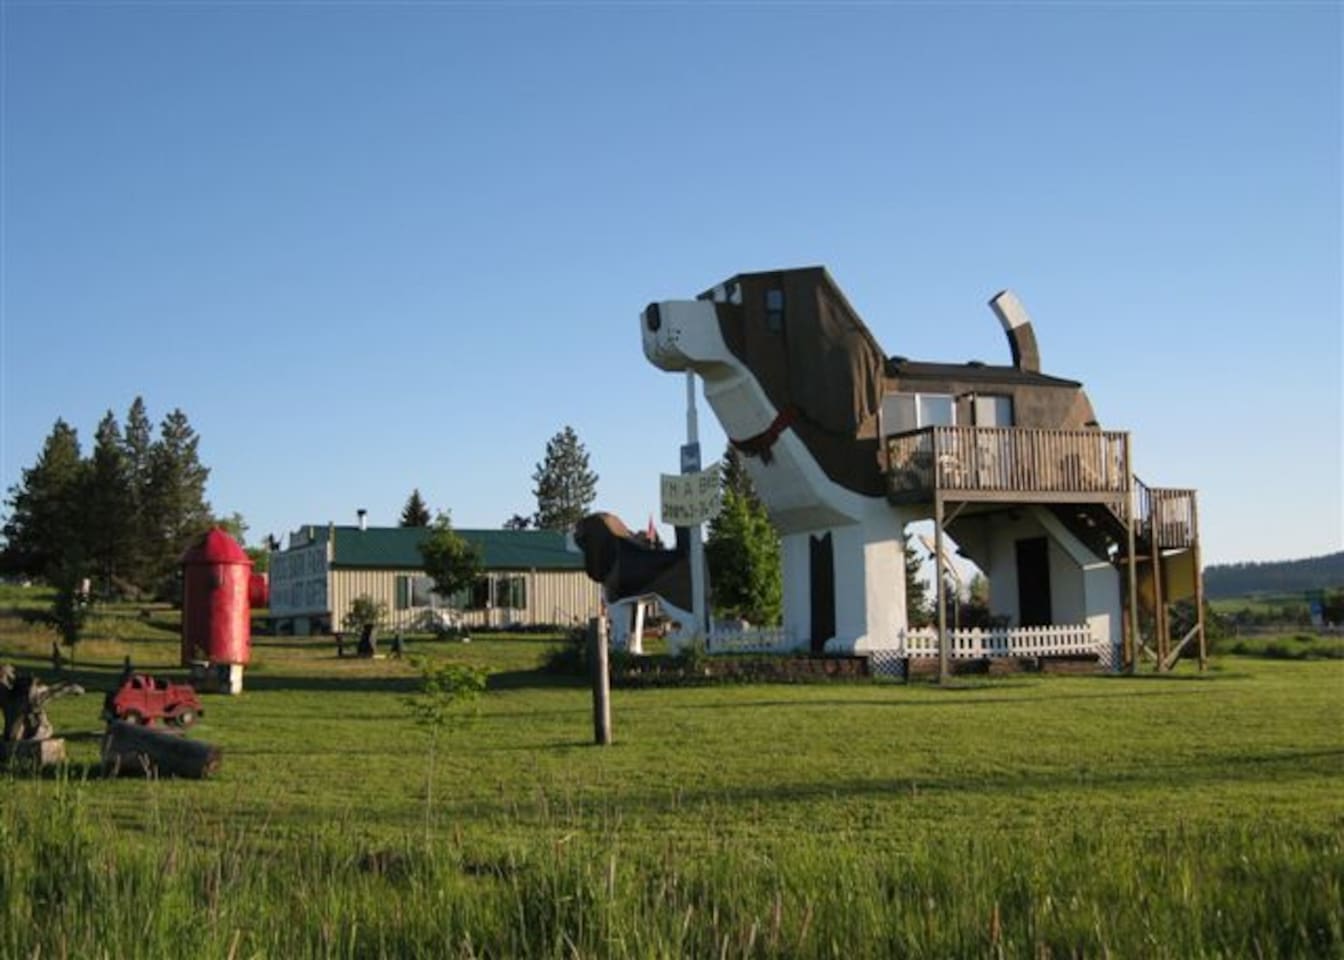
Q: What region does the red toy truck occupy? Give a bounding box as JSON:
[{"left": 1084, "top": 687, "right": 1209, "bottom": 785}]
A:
[{"left": 103, "top": 674, "right": 204, "bottom": 728}]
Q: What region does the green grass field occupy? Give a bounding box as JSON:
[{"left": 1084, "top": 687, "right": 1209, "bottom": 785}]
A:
[{"left": 2, "top": 590, "right": 1341, "bottom": 958}]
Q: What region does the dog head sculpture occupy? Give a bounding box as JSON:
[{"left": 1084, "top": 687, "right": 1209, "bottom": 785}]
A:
[{"left": 644, "top": 267, "right": 889, "bottom": 498}]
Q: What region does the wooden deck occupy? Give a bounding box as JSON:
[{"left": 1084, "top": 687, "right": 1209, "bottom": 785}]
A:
[
  {"left": 1137, "top": 481, "right": 1197, "bottom": 550},
  {"left": 886, "top": 426, "right": 1131, "bottom": 510}
]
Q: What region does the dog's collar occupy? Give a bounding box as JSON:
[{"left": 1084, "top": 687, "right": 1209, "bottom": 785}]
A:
[{"left": 730, "top": 407, "right": 798, "bottom": 465}]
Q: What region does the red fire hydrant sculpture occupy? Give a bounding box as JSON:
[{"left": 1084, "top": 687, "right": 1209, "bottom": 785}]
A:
[{"left": 181, "top": 527, "right": 252, "bottom": 693}]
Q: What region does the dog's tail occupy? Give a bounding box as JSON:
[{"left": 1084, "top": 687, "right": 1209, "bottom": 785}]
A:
[{"left": 988, "top": 291, "right": 1041, "bottom": 373}]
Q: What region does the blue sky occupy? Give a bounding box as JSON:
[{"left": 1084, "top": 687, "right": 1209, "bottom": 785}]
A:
[{"left": 2, "top": 2, "right": 1339, "bottom": 565}]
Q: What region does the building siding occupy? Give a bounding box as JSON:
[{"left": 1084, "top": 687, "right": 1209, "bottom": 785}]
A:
[{"left": 327, "top": 567, "right": 599, "bottom": 633}]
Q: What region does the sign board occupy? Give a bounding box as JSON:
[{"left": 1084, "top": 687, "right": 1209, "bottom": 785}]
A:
[
  {"left": 661, "top": 465, "right": 721, "bottom": 525},
  {"left": 680, "top": 442, "right": 701, "bottom": 474}
]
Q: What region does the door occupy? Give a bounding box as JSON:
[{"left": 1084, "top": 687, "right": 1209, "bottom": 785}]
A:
[
  {"left": 1015, "top": 536, "right": 1052, "bottom": 627},
  {"left": 809, "top": 533, "right": 835, "bottom": 653}
]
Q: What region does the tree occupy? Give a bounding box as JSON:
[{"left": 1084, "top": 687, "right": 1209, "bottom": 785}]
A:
[
  {"left": 403, "top": 656, "right": 488, "bottom": 842},
  {"left": 344, "top": 594, "right": 388, "bottom": 632},
  {"left": 245, "top": 546, "right": 271, "bottom": 574},
  {"left": 706, "top": 446, "right": 781, "bottom": 625},
  {"left": 85, "top": 411, "right": 135, "bottom": 595},
  {"left": 904, "top": 538, "right": 931, "bottom": 627},
  {"left": 531, "top": 426, "right": 598, "bottom": 532},
  {"left": 418, "top": 512, "right": 482, "bottom": 606},
  {"left": 720, "top": 446, "right": 759, "bottom": 505},
  {"left": 142, "top": 409, "right": 212, "bottom": 595},
  {"left": 400, "top": 489, "right": 432, "bottom": 527},
  {"left": 502, "top": 513, "right": 533, "bottom": 531},
  {"left": 1, "top": 419, "right": 88, "bottom": 582},
  {"left": 216, "top": 511, "right": 249, "bottom": 546},
  {"left": 122, "top": 396, "right": 155, "bottom": 589}
]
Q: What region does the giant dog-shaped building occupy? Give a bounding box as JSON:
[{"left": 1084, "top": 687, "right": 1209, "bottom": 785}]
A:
[
  {"left": 642, "top": 266, "right": 1130, "bottom": 659},
  {"left": 642, "top": 268, "right": 910, "bottom": 654}
]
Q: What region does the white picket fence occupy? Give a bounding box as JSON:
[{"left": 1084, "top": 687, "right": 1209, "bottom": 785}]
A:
[
  {"left": 706, "top": 625, "right": 795, "bottom": 654},
  {"left": 869, "top": 623, "right": 1110, "bottom": 676}
]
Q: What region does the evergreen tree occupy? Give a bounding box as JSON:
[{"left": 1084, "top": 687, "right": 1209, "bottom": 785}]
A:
[
  {"left": 418, "top": 512, "right": 482, "bottom": 606},
  {"left": 85, "top": 411, "right": 135, "bottom": 594},
  {"left": 706, "top": 446, "right": 782, "bottom": 625},
  {"left": 502, "top": 513, "right": 533, "bottom": 531},
  {"left": 216, "top": 512, "right": 249, "bottom": 545},
  {"left": 904, "top": 538, "right": 931, "bottom": 627},
  {"left": 122, "top": 396, "right": 155, "bottom": 589},
  {"left": 531, "top": 426, "right": 598, "bottom": 532},
  {"left": 142, "top": 408, "right": 212, "bottom": 594},
  {"left": 720, "top": 446, "right": 759, "bottom": 505},
  {"left": 400, "top": 489, "right": 432, "bottom": 527},
  {"left": 1, "top": 419, "right": 88, "bottom": 582}
]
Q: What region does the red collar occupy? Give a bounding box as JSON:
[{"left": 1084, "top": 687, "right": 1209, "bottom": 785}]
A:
[{"left": 730, "top": 407, "right": 797, "bottom": 465}]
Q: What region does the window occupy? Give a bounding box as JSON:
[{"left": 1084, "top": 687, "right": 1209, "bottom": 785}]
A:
[
  {"left": 496, "top": 576, "right": 527, "bottom": 610},
  {"left": 882, "top": 392, "right": 956, "bottom": 434},
  {"left": 973, "top": 394, "right": 1014, "bottom": 427},
  {"left": 917, "top": 394, "right": 955, "bottom": 427},
  {"left": 765, "top": 288, "right": 784, "bottom": 333}
]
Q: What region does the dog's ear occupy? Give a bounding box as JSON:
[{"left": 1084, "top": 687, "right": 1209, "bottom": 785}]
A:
[
  {"left": 575, "top": 513, "right": 629, "bottom": 583},
  {"left": 785, "top": 272, "right": 884, "bottom": 437}
]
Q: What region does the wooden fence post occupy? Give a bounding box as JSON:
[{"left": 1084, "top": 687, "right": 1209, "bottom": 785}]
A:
[{"left": 590, "top": 616, "right": 611, "bottom": 746}]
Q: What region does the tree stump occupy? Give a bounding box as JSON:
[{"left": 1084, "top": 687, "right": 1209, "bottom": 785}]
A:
[{"left": 101, "top": 721, "right": 221, "bottom": 779}]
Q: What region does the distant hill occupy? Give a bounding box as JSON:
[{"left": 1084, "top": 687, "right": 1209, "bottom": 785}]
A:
[{"left": 1205, "top": 552, "right": 1344, "bottom": 598}]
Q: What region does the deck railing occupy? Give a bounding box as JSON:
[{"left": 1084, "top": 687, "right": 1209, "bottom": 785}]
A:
[
  {"left": 1136, "top": 480, "right": 1197, "bottom": 549},
  {"left": 887, "top": 426, "right": 1129, "bottom": 506}
]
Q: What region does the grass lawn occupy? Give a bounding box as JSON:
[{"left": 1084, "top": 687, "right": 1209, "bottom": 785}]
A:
[{"left": 2, "top": 590, "right": 1341, "bottom": 958}]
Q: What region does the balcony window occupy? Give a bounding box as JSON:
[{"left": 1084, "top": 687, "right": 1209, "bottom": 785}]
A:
[{"left": 883, "top": 393, "right": 956, "bottom": 434}]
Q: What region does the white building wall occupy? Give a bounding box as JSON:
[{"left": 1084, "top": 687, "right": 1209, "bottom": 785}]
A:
[
  {"left": 269, "top": 541, "right": 330, "bottom": 620},
  {"left": 950, "top": 507, "right": 1119, "bottom": 654}
]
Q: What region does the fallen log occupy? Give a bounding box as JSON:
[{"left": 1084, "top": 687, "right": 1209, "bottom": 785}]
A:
[{"left": 101, "top": 720, "right": 221, "bottom": 779}]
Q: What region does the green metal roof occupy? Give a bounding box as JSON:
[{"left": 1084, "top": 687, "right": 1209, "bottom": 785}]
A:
[{"left": 328, "top": 526, "right": 582, "bottom": 571}]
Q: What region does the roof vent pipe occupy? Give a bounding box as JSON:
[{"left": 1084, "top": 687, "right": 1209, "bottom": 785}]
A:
[
  {"left": 988, "top": 290, "right": 1041, "bottom": 373},
  {"left": 357, "top": 509, "right": 367, "bottom": 531}
]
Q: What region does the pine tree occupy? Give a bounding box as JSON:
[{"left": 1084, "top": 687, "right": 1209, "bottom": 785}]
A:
[
  {"left": 142, "top": 408, "right": 212, "bottom": 595},
  {"left": 400, "top": 489, "right": 432, "bottom": 527},
  {"left": 122, "top": 396, "right": 155, "bottom": 589},
  {"left": 904, "top": 538, "right": 931, "bottom": 627},
  {"left": 706, "top": 446, "right": 782, "bottom": 625},
  {"left": 720, "top": 446, "right": 759, "bottom": 505},
  {"left": 1, "top": 419, "right": 88, "bottom": 582},
  {"left": 531, "top": 426, "right": 598, "bottom": 532},
  {"left": 85, "top": 411, "right": 135, "bottom": 594}
]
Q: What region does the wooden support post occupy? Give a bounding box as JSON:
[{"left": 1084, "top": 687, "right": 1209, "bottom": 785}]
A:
[
  {"left": 1124, "top": 437, "right": 1140, "bottom": 675},
  {"left": 1150, "top": 518, "right": 1167, "bottom": 671},
  {"left": 935, "top": 495, "right": 949, "bottom": 684},
  {"left": 1191, "top": 492, "right": 1207, "bottom": 672},
  {"left": 589, "top": 616, "right": 612, "bottom": 746}
]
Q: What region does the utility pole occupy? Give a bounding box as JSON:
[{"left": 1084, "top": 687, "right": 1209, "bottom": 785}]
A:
[{"left": 685, "top": 371, "right": 708, "bottom": 642}]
